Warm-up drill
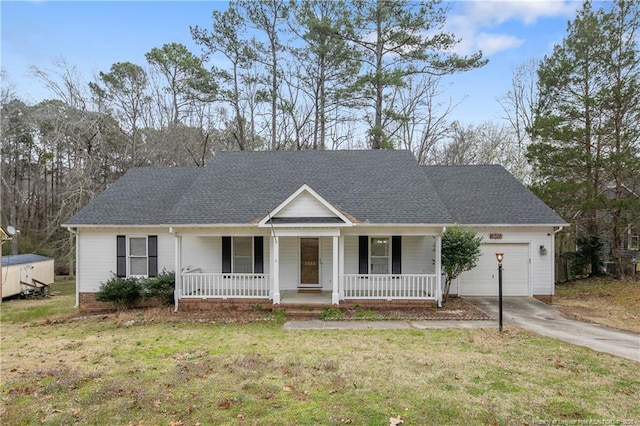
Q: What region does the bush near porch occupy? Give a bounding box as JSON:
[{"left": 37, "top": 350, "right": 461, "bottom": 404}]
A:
[{"left": 554, "top": 277, "right": 640, "bottom": 334}]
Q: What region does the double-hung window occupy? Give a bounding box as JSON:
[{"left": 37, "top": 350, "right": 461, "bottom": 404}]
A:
[
  {"left": 129, "top": 237, "right": 148, "bottom": 276},
  {"left": 233, "top": 236, "right": 253, "bottom": 273},
  {"left": 117, "top": 235, "right": 157, "bottom": 278},
  {"left": 630, "top": 235, "right": 639, "bottom": 251},
  {"left": 370, "top": 237, "right": 390, "bottom": 274},
  {"left": 222, "top": 236, "right": 264, "bottom": 274}
]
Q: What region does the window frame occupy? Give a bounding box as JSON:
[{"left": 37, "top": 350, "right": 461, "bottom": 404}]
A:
[
  {"left": 232, "top": 236, "right": 254, "bottom": 274},
  {"left": 128, "top": 235, "right": 148, "bottom": 277},
  {"left": 630, "top": 235, "right": 639, "bottom": 251},
  {"left": 370, "top": 237, "right": 391, "bottom": 275}
]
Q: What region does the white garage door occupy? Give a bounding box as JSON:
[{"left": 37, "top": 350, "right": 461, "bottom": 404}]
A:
[{"left": 458, "top": 244, "right": 530, "bottom": 296}]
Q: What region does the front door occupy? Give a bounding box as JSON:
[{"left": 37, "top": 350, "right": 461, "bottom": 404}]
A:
[{"left": 300, "top": 238, "right": 320, "bottom": 287}]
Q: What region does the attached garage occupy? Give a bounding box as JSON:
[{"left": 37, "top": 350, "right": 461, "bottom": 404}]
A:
[{"left": 458, "top": 243, "right": 530, "bottom": 296}]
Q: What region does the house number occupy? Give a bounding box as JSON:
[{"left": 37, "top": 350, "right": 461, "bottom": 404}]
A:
[
  {"left": 304, "top": 261, "right": 316, "bottom": 266},
  {"left": 489, "top": 233, "right": 503, "bottom": 240}
]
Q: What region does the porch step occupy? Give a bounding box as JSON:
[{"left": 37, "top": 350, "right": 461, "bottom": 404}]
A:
[
  {"left": 276, "top": 304, "right": 331, "bottom": 320},
  {"left": 297, "top": 289, "right": 322, "bottom": 294}
]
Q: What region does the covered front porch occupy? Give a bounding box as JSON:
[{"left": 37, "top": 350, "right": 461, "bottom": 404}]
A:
[{"left": 172, "top": 226, "right": 444, "bottom": 308}]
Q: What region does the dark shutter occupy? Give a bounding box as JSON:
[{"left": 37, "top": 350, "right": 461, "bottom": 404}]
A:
[
  {"left": 392, "top": 236, "right": 402, "bottom": 274},
  {"left": 148, "top": 235, "right": 158, "bottom": 277},
  {"left": 222, "top": 236, "right": 232, "bottom": 273},
  {"left": 254, "top": 236, "right": 264, "bottom": 273},
  {"left": 116, "top": 235, "right": 126, "bottom": 277},
  {"left": 358, "top": 235, "right": 369, "bottom": 274}
]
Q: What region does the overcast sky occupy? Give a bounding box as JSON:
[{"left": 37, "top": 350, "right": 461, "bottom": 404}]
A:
[{"left": 1, "top": 0, "right": 587, "bottom": 125}]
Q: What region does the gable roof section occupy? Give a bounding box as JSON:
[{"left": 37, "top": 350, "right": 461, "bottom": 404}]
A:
[
  {"left": 64, "top": 167, "right": 203, "bottom": 225},
  {"left": 423, "top": 165, "right": 566, "bottom": 225},
  {"left": 169, "top": 150, "right": 452, "bottom": 224},
  {"left": 258, "top": 184, "right": 352, "bottom": 227}
]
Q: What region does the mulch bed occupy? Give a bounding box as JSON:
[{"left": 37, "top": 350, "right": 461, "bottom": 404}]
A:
[
  {"left": 338, "top": 297, "right": 494, "bottom": 321},
  {"left": 63, "top": 297, "right": 494, "bottom": 325}
]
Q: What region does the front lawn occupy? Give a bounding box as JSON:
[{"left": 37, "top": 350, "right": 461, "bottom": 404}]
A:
[
  {"left": 554, "top": 277, "right": 640, "bottom": 334},
  {"left": 2, "top": 285, "right": 639, "bottom": 425}
]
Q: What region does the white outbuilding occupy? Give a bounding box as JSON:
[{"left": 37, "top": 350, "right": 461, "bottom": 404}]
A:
[{"left": 1, "top": 254, "right": 55, "bottom": 299}]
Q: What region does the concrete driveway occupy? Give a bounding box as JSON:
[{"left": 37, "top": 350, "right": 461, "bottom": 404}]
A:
[{"left": 466, "top": 297, "right": 639, "bottom": 362}]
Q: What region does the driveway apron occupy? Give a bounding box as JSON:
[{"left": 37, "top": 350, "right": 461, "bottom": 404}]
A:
[{"left": 465, "top": 297, "right": 639, "bottom": 362}]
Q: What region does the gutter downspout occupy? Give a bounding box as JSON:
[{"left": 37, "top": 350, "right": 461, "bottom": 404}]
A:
[
  {"left": 436, "top": 226, "right": 446, "bottom": 307},
  {"left": 67, "top": 227, "right": 79, "bottom": 308},
  {"left": 551, "top": 226, "right": 564, "bottom": 295},
  {"left": 169, "top": 227, "right": 180, "bottom": 312}
]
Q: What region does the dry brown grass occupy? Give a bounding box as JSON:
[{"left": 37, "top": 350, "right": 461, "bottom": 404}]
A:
[
  {"left": 2, "top": 305, "right": 640, "bottom": 424},
  {"left": 554, "top": 277, "right": 640, "bottom": 333},
  {"left": 2, "top": 278, "right": 639, "bottom": 424}
]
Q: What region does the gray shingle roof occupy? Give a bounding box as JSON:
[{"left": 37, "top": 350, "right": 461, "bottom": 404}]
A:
[
  {"left": 64, "top": 152, "right": 565, "bottom": 227},
  {"left": 423, "top": 165, "right": 566, "bottom": 225},
  {"left": 168, "top": 150, "right": 452, "bottom": 224},
  {"left": 64, "top": 167, "right": 202, "bottom": 225}
]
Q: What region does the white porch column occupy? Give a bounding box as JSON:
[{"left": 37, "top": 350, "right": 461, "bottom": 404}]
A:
[
  {"left": 332, "top": 235, "right": 339, "bottom": 304},
  {"left": 338, "top": 235, "right": 345, "bottom": 300},
  {"left": 271, "top": 235, "right": 280, "bottom": 304},
  {"left": 174, "top": 233, "right": 182, "bottom": 312},
  {"left": 435, "top": 233, "right": 442, "bottom": 307}
]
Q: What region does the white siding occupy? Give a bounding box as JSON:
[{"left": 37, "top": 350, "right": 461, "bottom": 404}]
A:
[
  {"left": 320, "top": 236, "right": 333, "bottom": 290},
  {"left": 402, "top": 236, "right": 435, "bottom": 274},
  {"left": 344, "top": 236, "right": 359, "bottom": 274},
  {"left": 279, "top": 237, "right": 299, "bottom": 290},
  {"left": 182, "top": 236, "right": 219, "bottom": 273},
  {"left": 276, "top": 192, "right": 335, "bottom": 217},
  {"left": 77, "top": 228, "right": 173, "bottom": 293}
]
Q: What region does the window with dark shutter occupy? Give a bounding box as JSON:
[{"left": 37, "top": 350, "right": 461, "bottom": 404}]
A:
[
  {"left": 116, "top": 235, "right": 126, "bottom": 277},
  {"left": 392, "top": 236, "right": 402, "bottom": 274},
  {"left": 254, "top": 236, "right": 264, "bottom": 273},
  {"left": 148, "top": 235, "right": 158, "bottom": 277},
  {"left": 358, "top": 235, "right": 368, "bottom": 274},
  {"left": 222, "top": 236, "right": 232, "bottom": 273}
]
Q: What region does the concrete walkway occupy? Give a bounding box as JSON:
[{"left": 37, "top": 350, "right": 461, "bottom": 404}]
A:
[
  {"left": 283, "top": 297, "right": 639, "bottom": 362},
  {"left": 465, "top": 297, "right": 639, "bottom": 362}
]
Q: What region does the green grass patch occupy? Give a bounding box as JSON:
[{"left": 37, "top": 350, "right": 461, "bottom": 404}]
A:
[
  {"left": 320, "top": 307, "right": 343, "bottom": 320},
  {"left": 0, "top": 276, "right": 76, "bottom": 323},
  {"left": 352, "top": 304, "right": 381, "bottom": 320}
]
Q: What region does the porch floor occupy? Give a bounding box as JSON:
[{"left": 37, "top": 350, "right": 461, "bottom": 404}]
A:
[{"left": 280, "top": 290, "right": 332, "bottom": 305}]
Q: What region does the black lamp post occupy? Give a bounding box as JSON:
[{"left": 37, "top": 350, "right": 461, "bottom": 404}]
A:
[{"left": 495, "top": 251, "right": 504, "bottom": 332}]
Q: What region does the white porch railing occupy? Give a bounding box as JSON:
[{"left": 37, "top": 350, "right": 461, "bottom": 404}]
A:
[
  {"left": 342, "top": 274, "right": 439, "bottom": 301},
  {"left": 180, "top": 273, "right": 270, "bottom": 299}
]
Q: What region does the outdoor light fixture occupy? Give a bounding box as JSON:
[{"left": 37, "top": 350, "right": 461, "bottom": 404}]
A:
[
  {"left": 495, "top": 251, "right": 504, "bottom": 332},
  {"left": 539, "top": 245, "right": 547, "bottom": 255}
]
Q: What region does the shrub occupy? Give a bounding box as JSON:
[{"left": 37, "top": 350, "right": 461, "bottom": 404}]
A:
[
  {"left": 573, "top": 235, "right": 604, "bottom": 277},
  {"left": 441, "top": 226, "right": 483, "bottom": 302},
  {"left": 320, "top": 307, "right": 343, "bottom": 320},
  {"left": 95, "top": 275, "right": 141, "bottom": 311},
  {"left": 141, "top": 271, "right": 175, "bottom": 306}
]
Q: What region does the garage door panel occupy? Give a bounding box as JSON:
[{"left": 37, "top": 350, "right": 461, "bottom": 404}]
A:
[{"left": 458, "top": 244, "right": 529, "bottom": 296}]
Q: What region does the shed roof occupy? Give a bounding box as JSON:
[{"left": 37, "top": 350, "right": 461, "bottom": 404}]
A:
[{"left": 2, "top": 254, "right": 53, "bottom": 267}]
